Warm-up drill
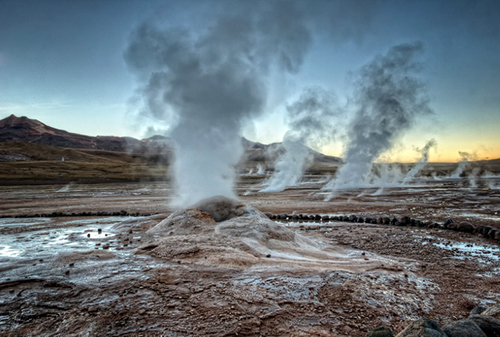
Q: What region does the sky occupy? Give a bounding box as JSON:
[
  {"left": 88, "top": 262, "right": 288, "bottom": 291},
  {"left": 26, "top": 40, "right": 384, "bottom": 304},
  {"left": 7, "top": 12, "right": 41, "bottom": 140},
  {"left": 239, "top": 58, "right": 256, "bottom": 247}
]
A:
[{"left": 0, "top": 0, "right": 499, "bottom": 163}]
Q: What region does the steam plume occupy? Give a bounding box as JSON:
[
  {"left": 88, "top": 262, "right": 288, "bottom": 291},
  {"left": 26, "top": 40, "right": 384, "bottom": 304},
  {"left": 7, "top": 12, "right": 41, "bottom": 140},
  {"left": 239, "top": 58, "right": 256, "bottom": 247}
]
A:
[
  {"left": 125, "top": 2, "right": 311, "bottom": 207},
  {"left": 323, "top": 42, "right": 432, "bottom": 197},
  {"left": 256, "top": 163, "right": 265, "bottom": 175},
  {"left": 402, "top": 139, "right": 437, "bottom": 184},
  {"left": 261, "top": 87, "right": 338, "bottom": 192},
  {"left": 451, "top": 151, "right": 473, "bottom": 178}
]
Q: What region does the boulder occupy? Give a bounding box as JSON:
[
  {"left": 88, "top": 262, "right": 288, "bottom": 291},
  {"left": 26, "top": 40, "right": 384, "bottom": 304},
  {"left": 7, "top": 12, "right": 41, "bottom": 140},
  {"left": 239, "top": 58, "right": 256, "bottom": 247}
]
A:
[
  {"left": 457, "top": 221, "right": 475, "bottom": 233},
  {"left": 366, "top": 326, "right": 394, "bottom": 337},
  {"left": 469, "top": 315, "right": 500, "bottom": 337},
  {"left": 396, "top": 319, "right": 446, "bottom": 336},
  {"left": 444, "top": 218, "right": 454, "bottom": 226},
  {"left": 442, "top": 319, "right": 486, "bottom": 337},
  {"left": 481, "top": 226, "right": 493, "bottom": 237},
  {"left": 488, "top": 229, "right": 498, "bottom": 239}
]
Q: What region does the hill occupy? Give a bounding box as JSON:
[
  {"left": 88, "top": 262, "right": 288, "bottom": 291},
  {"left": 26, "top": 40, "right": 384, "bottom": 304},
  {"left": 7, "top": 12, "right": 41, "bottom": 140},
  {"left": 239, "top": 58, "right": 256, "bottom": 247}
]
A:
[
  {"left": 0, "top": 114, "right": 341, "bottom": 164},
  {"left": 0, "top": 114, "right": 341, "bottom": 183}
]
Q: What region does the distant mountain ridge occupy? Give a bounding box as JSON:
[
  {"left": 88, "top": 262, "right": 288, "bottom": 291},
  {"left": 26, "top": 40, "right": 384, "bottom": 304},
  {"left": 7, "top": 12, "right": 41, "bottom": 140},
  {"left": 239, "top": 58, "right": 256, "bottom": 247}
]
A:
[
  {"left": 0, "top": 114, "right": 341, "bottom": 163},
  {"left": 0, "top": 114, "right": 161, "bottom": 152}
]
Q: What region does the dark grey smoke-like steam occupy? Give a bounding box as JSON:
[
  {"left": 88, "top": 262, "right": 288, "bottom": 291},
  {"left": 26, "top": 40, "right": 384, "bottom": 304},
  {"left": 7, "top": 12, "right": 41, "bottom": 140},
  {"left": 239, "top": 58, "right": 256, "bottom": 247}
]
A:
[
  {"left": 124, "top": 2, "right": 312, "bottom": 207},
  {"left": 324, "top": 42, "right": 433, "bottom": 196},
  {"left": 262, "top": 87, "right": 339, "bottom": 192}
]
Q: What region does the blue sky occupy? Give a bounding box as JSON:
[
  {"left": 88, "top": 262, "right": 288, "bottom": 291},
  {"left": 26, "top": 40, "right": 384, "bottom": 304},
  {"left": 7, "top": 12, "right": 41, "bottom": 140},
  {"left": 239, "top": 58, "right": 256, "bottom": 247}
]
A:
[{"left": 0, "top": 0, "right": 499, "bottom": 162}]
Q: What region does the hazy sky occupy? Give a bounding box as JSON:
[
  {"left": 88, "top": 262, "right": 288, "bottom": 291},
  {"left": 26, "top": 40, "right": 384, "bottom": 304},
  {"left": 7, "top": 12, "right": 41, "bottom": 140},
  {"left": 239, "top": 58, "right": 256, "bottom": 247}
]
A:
[{"left": 0, "top": 0, "right": 499, "bottom": 162}]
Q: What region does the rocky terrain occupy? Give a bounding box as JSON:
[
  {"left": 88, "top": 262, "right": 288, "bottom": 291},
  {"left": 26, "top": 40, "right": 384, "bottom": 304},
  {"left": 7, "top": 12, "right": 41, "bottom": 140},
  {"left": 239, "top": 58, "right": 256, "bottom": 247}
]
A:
[{"left": 1, "top": 175, "right": 499, "bottom": 336}]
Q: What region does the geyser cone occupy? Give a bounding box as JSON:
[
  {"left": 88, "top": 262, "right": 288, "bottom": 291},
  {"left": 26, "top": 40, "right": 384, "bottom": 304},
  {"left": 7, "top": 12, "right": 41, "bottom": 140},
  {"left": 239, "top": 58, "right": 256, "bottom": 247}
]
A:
[{"left": 143, "top": 197, "right": 399, "bottom": 272}]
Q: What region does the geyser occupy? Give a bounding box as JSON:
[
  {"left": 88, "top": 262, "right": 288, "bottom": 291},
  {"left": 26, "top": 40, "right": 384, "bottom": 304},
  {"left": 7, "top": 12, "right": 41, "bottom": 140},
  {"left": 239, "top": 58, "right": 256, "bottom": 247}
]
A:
[
  {"left": 323, "top": 42, "right": 433, "bottom": 198},
  {"left": 261, "top": 87, "right": 339, "bottom": 192},
  {"left": 451, "top": 151, "right": 474, "bottom": 178},
  {"left": 125, "top": 2, "right": 312, "bottom": 208},
  {"left": 402, "top": 139, "right": 437, "bottom": 184}
]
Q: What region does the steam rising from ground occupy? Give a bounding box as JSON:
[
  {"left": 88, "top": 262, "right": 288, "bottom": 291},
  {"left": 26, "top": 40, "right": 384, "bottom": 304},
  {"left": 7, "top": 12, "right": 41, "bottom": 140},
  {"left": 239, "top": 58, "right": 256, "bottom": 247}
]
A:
[
  {"left": 261, "top": 87, "right": 339, "bottom": 192},
  {"left": 402, "top": 139, "right": 437, "bottom": 184},
  {"left": 125, "top": 2, "right": 312, "bottom": 207},
  {"left": 451, "top": 151, "right": 474, "bottom": 178},
  {"left": 323, "top": 42, "right": 432, "bottom": 198}
]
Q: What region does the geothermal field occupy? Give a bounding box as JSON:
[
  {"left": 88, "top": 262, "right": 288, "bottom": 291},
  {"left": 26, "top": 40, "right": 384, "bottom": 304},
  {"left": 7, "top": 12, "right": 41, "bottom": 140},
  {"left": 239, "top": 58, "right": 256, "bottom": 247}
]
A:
[
  {"left": 2, "top": 1, "right": 500, "bottom": 336},
  {"left": 1, "top": 166, "right": 500, "bottom": 336}
]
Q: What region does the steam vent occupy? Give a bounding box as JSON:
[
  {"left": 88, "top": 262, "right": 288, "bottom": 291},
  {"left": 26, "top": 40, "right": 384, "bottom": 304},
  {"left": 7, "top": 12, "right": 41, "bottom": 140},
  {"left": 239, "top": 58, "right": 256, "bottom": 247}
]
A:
[{"left": 144, "top": 196, "right": 404, "bottom": 270}]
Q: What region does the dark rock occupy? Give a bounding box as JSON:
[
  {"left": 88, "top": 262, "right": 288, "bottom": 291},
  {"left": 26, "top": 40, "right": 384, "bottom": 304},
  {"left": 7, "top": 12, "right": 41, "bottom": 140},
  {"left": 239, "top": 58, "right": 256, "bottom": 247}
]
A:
[
  {"left": 390, "top": 217, "right": 398, "bottom": 225},
  {"left": 477, "top": 225, "right": 486, "bottom": 234},
  {"left": 442, "top": 319, "right": 486, "bottom": 337},
  {"left": 322, "top": 215, "right": 330, "bottom": 222},
  {"left": 365, "top": 217, "right": 372, "bottom": 223},
  {"left": 481, "top": 226, "right": 493, "bottom": 237},
  {"left": 457, "top": 221, "right": 475, "bottom": 233},
  {"left": 470, "top": 305, "right": 489, "bottom": 317},
  {"left": 444, "top": 218, "right": 455, "bottom": 228},
  {"left": 357, "top": 216, "right": 365, "bottom": 223},
  {"left": 488, "top": 229, "right": 498, "bottom": 239},
  {"left": 278, "top": 213, "right": 288, "bottom": 220},
  {"left": 469, "top": 315, "right": 500, "bottom": 337},
  {"left": 303, "top": 215, "right": 310, "bottom": 221},
  {"left": 395, "top": 319, "right": 446, "bottom": 336},
  {"left": 264, "top": 212, "right": 273, "bottom": 219},
  {"left": 494, "top": 232, "right": 500, "bottom": 241},
  {"left": 395, "top": 221, "right": 405, "bottom": 226},
  {"left": 291, "top": 214, "right": 299, "bottom": 220},
  {"left": 314, "top": 214, "right": 321, "bottom": 221},
  {"left": 342, "top": 215, "right": 350, "bottom": 222},
  {"left": 349, "top": 215, "right": 358, "bottom": 222},
  {"left": 366, "top": 326, "right": 394, "bottom": 337},
  {"left": 402, "top": 216, "right": 411, "bottom": 225}
]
